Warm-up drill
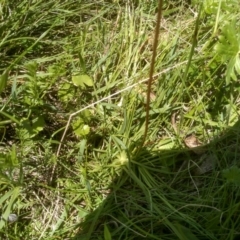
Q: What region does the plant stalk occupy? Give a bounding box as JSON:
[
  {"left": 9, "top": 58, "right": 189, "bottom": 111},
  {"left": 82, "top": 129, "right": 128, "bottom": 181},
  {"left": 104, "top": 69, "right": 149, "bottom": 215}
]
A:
[{"left": 143, "top": 0, "right": 163, "bottom": 145}]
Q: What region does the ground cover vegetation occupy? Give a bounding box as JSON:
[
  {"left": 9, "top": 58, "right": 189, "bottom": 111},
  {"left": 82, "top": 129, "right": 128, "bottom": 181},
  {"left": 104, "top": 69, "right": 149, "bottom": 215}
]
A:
[{"left": 0, "top": 0, "right": 240, "bottom": 239}]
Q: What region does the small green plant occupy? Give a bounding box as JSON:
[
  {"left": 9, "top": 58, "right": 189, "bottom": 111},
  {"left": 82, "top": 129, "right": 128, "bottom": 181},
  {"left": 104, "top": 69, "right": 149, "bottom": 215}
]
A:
[
  {"left": 215, "top": 19, "right": 240, "bottom": 84},
  {"left": 0, "top": 0, "right": 240, "bottom": 239},
  {"left": 0, "top": 145, "right": 21, "bottom": 230},
  {"left": 222, "top": 166, "right": 240, "bottom": 186}
]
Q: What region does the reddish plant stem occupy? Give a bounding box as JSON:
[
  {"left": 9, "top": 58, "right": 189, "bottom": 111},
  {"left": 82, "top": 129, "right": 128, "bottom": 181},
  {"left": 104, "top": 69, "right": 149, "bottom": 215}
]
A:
[{"left": 143, "top": 0, "right": 163, "bottom": 145}]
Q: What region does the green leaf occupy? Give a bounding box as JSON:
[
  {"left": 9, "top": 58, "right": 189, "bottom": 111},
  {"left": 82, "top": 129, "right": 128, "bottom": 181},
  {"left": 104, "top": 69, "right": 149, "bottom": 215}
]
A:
[
  {"left": 72, "top": 74, "right": 93, "bottom": 88},
  {"left": 172, "top": 222, "right": 199, "bottom": 240},
  {"left": 72, "top": 118, "right": 90, "bottom": 137},
  {"left": 10, "top": 145, "right": 18, "bottom": 166},
  {"left": 19, "top": 116, "right": 45, "bottom": 139},
  {"left": 0, "top": 111, "right": 21, "bottom": 125},
  {"left": 203, "top": 0, "right": 218, "bottom": 14},
  {"left": 235, "top": 57, "right": 240, "bottom": 75},
  {"left": 225, "top": 57, "right": 237, "bottom": 84},
  {"left": 77, "top": 139, "right": 87, "bottom": 163},
  {"left": 77, "top": 207, "right": 89, "bottom": 218},
  {"left": 32, "top": 116, "right": 45, "bottom": 132},
  {"left": 79, "top": 109, "right": 92, "bottom": 122},
  {"left": 157, "top": 138, "right": 175, "bottom": 150},
  {"left": 78, "top": 53, "right": 86, "bottom": 73},
  {"left": 0, "top": 187, "right": 20, "bottom": 229},
  {"left": 0, "top": 70, "right": 8, "bottom": 94},
  {"left": 222, "top": 166, "right": 240, "bottom": 186},
  {"left": 58, "top": 82, "right": 74, "bottom": 103},
  {"left": 214, "top": 19, "right": 240, "bottom": 84},
  {"left": 104, "top": 224, "right": 112, "bottom": 240}
]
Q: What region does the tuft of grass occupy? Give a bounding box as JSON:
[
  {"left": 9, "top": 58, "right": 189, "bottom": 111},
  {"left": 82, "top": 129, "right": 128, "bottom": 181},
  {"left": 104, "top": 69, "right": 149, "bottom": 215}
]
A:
[{"left": 0, "top": 0, "right": 240, "bottom": 239}]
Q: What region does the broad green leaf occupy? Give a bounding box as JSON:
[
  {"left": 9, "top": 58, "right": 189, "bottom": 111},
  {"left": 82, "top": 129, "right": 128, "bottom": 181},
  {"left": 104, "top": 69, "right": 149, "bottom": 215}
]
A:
[
  {"left": 0, "top": 189, "right": 14, "bottom": 205},
  {"left": 72, "top": 74, "right": 93, "bottom": 88},
  {"left": 214, "top": 19, "right": 240, "bottom": 84},
  {"left": 71, "top": 117, "right": 83, "bottom": 133},
  {"left": 81, "top": 125, "right": 90, "bottom": 135},
  {"left": 32, "top": 116, "right": 45, "bottom": 132},
  {"left": 72, "top": 118, "right": 90, "bottom": 137},
  {"left": 157, "top": 138, "right": 175, "bottom": 150},
  {"left": 104, "top": 224, "right": 112, "bottom": 240},
  {"left": 19, "top": 116, "right": 45, "bottom": 139},
  {"left": 203, "top": 0, "right": 218, "bottom": 14},
  {"left": 79, "top": 109, "right": 92, "bottom": 122}
]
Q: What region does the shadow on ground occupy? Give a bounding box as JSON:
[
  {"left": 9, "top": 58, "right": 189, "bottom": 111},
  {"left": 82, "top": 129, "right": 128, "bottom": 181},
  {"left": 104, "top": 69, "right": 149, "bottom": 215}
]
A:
[{"left": 73, "top": 120, "right": 240, "bottom": 240}]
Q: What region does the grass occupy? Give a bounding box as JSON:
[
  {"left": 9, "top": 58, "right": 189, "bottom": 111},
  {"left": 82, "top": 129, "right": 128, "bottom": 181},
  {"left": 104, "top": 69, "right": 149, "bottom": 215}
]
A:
[{"left": 1, "top": 0, "right": 240, "bottom": 239}]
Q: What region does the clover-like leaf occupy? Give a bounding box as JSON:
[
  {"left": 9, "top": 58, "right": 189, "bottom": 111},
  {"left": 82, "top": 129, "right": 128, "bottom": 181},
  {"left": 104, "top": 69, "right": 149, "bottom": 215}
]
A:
[
  {"left": 72, "top": 74, "right": 93, "bottom": 88},
  {"left": 72, "top": 118, "right": 90, "bottom": 137}
]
